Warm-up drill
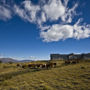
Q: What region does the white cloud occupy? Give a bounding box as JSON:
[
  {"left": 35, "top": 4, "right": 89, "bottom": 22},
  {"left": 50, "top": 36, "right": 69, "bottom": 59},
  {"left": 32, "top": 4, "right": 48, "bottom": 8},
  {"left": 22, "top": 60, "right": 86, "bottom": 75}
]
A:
[
  {"left": 37, "top": 12, "right": 46, "bottom": 26},
  {"left": 40, "top": 24, "right": 74, "bottom": 42},
  {"left": 12, "top": 0, "right": 78, "bottom": 25},
  {"left": 23, "top": 1, "right": 40, "bottom": 22},
  {"left": 64, "top": 0, "right": 69, "bottom": 7},
  {"left": 73, "top": 19, "right": 90, "bottom": 39},
  {"left": 0, "top": 0, "right": 90, "bottom": 42},
  {"left": 61, "top": 3, "right": 78, "bottom": 23},
  {"left": 14, "top": 5, "right": 26, "bottom": 19},
  {"left": 40, "top": 19, "right": 90, "bottom": 42},
  {"left": 39, "top": 25, "right": 50, "bottom": 31},
  {"left": 0, "top": 5, "right": 12, "bottom": 20},
  {"left": 41, "top": 12, "right": 46, "bottom": 22},
  {"left": 43, "top": 0, "right": 65, "bottom": 21},
  {"left": 14, "top": 1, "right": 40, "bottom": 23}
]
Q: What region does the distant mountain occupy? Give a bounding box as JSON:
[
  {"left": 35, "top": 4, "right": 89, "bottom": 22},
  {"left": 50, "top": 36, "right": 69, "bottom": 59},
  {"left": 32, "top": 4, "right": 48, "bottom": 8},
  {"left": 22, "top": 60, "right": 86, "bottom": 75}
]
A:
[
  {"left": 0, "top": 58, "right": 33, "bottom": 63},
  {"left": 19, "top": 60, "right": 33, "bottom": 62},
  {"left": 0, "top": 58, "right": 17, "bottom": 63}
]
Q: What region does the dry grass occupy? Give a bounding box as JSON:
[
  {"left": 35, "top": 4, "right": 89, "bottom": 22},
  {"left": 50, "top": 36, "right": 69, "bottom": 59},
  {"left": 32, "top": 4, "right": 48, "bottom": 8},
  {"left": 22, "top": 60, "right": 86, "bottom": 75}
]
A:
[{"left": 0, "top": 60, "right": 90, "bottom": 90}]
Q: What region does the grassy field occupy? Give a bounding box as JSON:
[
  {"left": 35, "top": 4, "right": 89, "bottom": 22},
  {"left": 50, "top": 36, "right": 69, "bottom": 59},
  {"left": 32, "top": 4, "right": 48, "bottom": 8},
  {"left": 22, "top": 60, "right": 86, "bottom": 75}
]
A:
[{"left": 0, "top": 60, "right": 90, "bottom": 90}]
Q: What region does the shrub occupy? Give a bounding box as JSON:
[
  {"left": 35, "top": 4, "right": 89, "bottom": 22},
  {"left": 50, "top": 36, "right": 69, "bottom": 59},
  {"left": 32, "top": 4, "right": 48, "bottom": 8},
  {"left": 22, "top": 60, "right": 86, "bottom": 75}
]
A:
[
  {"left": 81, "top": 66, "right": 85, "bottom": 69},
  {"left": 8, "top": 62, "right": 13, "bottom": 64},
  {"left": 0, "top": 60, "right": 2, "bottom": 63}
]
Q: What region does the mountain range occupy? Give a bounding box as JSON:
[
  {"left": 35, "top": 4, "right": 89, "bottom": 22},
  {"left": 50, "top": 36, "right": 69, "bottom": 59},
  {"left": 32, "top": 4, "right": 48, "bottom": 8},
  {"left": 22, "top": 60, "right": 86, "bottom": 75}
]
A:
[{"left": 0, "top": 58, "right": 33, "bottom": 63}]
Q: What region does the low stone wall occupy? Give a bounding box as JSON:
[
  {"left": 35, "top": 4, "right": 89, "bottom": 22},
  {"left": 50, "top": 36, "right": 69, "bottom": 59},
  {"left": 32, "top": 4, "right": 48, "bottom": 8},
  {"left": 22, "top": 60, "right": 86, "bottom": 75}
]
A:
[{"left": 50, "top": 53, "right": 90, "bottom": 60}]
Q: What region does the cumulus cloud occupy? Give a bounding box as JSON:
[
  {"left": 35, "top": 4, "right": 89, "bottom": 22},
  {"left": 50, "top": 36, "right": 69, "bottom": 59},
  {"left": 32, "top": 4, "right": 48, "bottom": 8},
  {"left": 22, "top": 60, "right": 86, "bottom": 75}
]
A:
[
  {"left": 40, "top": 19, "right": 90, "bottom": 42},
  {"left": 0, "top": 0, "right": 90, "bottom": 42},
  {"left": 43, "top": 0, "right": 66, "bottom": 21},
  {"left": 40, "top": 24, "right": 73, "bottom": 42}
]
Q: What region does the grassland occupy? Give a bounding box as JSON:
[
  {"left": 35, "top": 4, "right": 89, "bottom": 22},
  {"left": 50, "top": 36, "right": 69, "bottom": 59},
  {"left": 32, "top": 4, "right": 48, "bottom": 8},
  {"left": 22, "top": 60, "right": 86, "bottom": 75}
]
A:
[{"left": 0, "top": 60, "right": 90, "bottom": 90}]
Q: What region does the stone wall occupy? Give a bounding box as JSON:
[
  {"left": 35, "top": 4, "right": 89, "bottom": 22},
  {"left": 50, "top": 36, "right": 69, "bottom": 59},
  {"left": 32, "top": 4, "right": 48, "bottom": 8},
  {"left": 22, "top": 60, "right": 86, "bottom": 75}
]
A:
[
  {"left": 50, "top": 54, "right": 68, "bottom": 60},
  {"left": 50, "top": 53, "right": 90, "bottom": 60}
]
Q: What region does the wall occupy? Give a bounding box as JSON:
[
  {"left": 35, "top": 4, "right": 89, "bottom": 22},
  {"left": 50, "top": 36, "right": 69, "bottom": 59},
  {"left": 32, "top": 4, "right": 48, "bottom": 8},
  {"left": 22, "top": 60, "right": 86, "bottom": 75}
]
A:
[{"left": 50, "top": 53, "right": 90, "bottom": 60}]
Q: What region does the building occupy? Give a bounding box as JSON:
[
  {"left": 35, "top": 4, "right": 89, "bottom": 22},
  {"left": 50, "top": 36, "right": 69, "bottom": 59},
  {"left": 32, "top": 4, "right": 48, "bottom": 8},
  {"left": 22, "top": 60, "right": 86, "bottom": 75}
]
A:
[{"left": 50, "top": 53, "right": 90, "bottom": 60}]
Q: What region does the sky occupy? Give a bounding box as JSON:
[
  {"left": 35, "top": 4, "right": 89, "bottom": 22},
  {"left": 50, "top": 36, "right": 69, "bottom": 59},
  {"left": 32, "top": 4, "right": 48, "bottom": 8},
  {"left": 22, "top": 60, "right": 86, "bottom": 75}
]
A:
[{"left": 0, "top": 0, "right": 90, "bottom": 60}]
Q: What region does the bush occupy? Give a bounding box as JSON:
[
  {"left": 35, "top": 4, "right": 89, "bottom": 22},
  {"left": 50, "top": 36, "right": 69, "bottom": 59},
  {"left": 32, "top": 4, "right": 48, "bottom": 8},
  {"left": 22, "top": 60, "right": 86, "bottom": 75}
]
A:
[
  {"left": 81, "top": 66, "right": 85, "bottom": 69},
  {"left": 8, "top": 62, "right": 13, "bottom": 64},
  {"left": 0, "top": 60, "right": 2, "bottom": 63}
]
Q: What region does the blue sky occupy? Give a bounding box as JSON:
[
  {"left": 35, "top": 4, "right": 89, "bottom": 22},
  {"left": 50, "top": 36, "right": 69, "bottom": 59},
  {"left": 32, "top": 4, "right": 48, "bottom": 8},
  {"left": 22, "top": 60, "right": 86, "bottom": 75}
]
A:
[{"left": 0, "top": 0, "right": 90, "bottom": 60}]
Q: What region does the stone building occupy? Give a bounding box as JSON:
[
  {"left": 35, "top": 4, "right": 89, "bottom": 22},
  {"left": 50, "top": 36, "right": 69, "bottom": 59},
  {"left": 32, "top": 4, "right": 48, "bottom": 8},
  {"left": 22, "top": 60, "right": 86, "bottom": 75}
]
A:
[{"left": 50, "top": 53, "right": 90, "bottom": 60}]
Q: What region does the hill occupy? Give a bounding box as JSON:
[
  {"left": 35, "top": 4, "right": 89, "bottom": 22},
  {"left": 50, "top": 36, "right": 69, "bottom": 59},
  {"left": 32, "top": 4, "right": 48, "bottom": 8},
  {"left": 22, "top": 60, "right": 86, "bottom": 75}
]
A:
[
  {"left": 0, "top": 58, "right": 33, "bottom": 63},
  {"left": 19, "top": 60, "right": 33, "bottom": 62},
  {"left": 0, "top": 58, "right": 17, "bottom": 63},
  {"left": 0, "top": 60, "right": 90, "bottom": 90}
]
